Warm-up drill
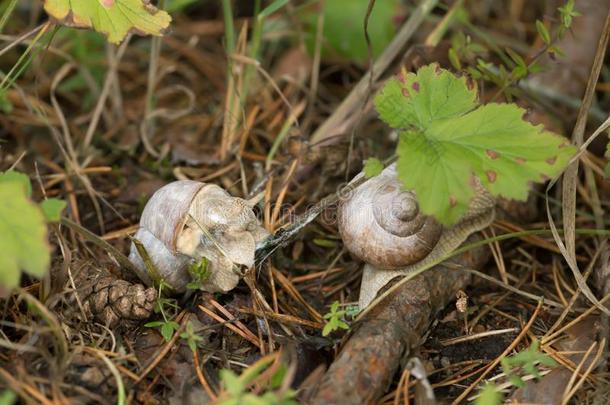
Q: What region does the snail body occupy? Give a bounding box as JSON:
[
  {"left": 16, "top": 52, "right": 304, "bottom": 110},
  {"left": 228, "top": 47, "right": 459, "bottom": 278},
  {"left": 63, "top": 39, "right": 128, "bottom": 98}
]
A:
[
  {"left": 338, "top": 164, "right": 495, "bottom": 308},
  {"left": 129, "top": 180, "right": 268, "bottom": 293}
]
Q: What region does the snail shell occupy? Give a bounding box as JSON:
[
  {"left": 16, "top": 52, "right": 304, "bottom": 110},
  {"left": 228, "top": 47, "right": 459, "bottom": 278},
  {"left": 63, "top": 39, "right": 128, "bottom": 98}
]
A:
[
  {"left": 339, "top": 163, "right": 496, "bottom": 309},
  {"left": 338, "top": 165, "right": 442, "bottom": 269},
  {"left": 129, "top": 180, "right": 268, "bottom": 293}
]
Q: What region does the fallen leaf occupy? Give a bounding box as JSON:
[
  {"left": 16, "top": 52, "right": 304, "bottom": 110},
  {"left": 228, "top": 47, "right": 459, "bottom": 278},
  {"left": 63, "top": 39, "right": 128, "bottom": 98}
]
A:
[
  {"left": 43, "top": 0, "right": 172, "bottom": 44},
  {"left": 0, "top": 182, "right": 50, "bottom": 290}
]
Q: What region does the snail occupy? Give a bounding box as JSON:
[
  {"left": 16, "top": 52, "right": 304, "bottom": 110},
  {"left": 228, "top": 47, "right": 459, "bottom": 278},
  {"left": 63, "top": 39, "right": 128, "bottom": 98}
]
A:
[
  {"left": 338, "top": 164, "right": 495, "bottom": 308},
  {"left": 128, "top": 180, "right": 268, "bottom": 293}
]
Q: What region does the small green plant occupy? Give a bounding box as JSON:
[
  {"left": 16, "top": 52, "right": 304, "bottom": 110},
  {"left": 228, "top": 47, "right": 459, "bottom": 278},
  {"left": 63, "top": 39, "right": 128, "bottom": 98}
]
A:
[
  {"left": 448, "top": 32, "right": 486, "bottom": 71},
  {"left": 0, "top": 170, "right": 65, "bottom": 292},
  {"left": 474, "top": 340, "right": 556, "bottom": 405},
  {"left": 500, "top": 339, "right": 557, "bottom": 388},
  {"left": 449, "top": 0, "right": 579, "bottom": 101},
  {"left": 180, "top": 321, "right": 204, "bottom": 352},
  {"left": 557, "top": 0, "right": 581, "bottom": 36},
  {"left": 0, "top": 389, "right": 17, "bottom": 405},
  {"left": 186, "top": 257, "right": 211, "bottom": 290},
  {"left": 322, "top": 301, "right": 350, "bottom": 336},
  {"left": 474, "top": 383, "right": 502, "bottom": 405},
  {"left": 144, "top": 281, "right": 180, "bottom": 342},
  {"left": 218, "top": 355, "right": 297, "bottom": 405},
  {"left": 373, "top": 63, "right": 576, "bottom": 225},
  {"left": 145, "top": 318, "right": 179, "bottom": 342}
]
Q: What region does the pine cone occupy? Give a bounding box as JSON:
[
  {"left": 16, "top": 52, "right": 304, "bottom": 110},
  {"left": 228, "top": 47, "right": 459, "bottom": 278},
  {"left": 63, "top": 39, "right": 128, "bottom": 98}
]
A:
[{"left": 79, "top": 276, "right": 157, "bottom": 328}]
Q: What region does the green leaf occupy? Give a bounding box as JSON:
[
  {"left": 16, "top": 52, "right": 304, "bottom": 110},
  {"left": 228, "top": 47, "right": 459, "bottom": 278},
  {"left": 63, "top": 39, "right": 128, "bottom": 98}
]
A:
[
  {"left": 217, "top": 399, "right": 239, "bottom": 405},
  {"left": 259, "top": 0, "right": 289, "bottom": 19},
  {"left": 42, "top": 0, "right": 172, "bottom": 44},
  {"left": 505, "top": 48, "right": 526, "bottom": 70},
  {"left": 322, "top": 322, "right": 334, "bottom": 337},
  {"left": 221, "top": 369, "right": 245, "bottom": 397},
  {"left": 374, "top": 64, "right": 477, "bottom": 130},
  {"left": 501, "top": 339, "right": 557, "bottom": 389},
  {"left": 159, "top": 320, "right": 179, "bottom": 341},
  {"left": 511, "top": 65, "right": 528, "bottom": 80},
  {"left": 558, "top": 0, "right": 581, "bottom": 30},
  {"left": 242, "top": 395, "right": 267, "bottom": 405},
  {"left": 363, "top": 158, "right": 384, "bottom": 178},
  {"left": 376, "top": 65, "right": 577, "bottom": 225},
  {"left": 300, "top": 0, "right": 399, "bottom": 64},
  {"left": 0, "top": 390, "right": 17, "bottom": 405},
  {"left": 312, "top": 238, "right": 337, "bottom": 248},
  {"left": 0, "top": 171, "right": 31, "bottom": 197},
  {"left": 0, "top": 182, "right": 50, "bottom": 290},
  {"left": 448, "top": 47, "right": 461, "bottom": 70},
  {"left": 187, "top": 257, "right": 211, "bottom": 290},
  {"left": 270, "top": 365, "right": 287, "bottom": 389},
  {"left": 475, "top": 383, "right": 502, "bottom": 405},
  {"left": 40, "top": 198, "right": 66, "bottom": 222},
  {"left": 467, "top": 67, "right": 482, "bottom": 80},
  {"left": 180, "top": 321, "right": 203, "bottom": 352},
  {"left": 535, "top": 20, "right": 551, "bottom": 45},
  {"left": 0, "top": 89, "right": 13, "bottom": 114},
  {"left": 322, "top": 301, "right": 349, "bottom": 336}
]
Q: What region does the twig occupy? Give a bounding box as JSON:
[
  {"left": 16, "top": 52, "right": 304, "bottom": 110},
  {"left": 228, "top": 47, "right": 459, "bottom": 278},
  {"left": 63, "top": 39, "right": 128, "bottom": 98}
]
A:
[
  {"left": 440, "top": 328, "right": 519, "bottom": 346},
  {"left": 255, "top": 175, "right": 368, "bottom": 261},
  {"left": 237, "top": 307, "right": 324, "bottom": 330},
  {"left": 310, "top": 235, "right": 489, "bottom": 404},
  {"left": 198, "top": 305, "right": 262, "bottom": 349},
  {"left": 193, "top": 350, "right": 217, "bottom": 401}
]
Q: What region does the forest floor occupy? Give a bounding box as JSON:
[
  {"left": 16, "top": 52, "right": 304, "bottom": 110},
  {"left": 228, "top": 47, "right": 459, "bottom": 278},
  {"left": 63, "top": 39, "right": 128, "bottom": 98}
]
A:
[{"left": 1, "top": 0, "right": 610, "bottom": 404}]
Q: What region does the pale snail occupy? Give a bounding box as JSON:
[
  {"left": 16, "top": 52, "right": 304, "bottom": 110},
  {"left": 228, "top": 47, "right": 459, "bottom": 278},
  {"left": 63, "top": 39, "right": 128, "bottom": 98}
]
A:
[
  {"left": 128, "top": 180, "right": 268, "bottom": 293},
  {"left": 338, "top": 164, "right": 496, "bottom": 308}
]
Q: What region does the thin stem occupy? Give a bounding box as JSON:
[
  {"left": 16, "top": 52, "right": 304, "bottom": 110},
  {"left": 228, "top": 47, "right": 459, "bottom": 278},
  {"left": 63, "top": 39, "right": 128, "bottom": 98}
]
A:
[
  {"left": 0, "top": 22, "right": 50, "bottom": 93},
  {"left": 0, "top": 0, "right": 18, "bottom": 33}
]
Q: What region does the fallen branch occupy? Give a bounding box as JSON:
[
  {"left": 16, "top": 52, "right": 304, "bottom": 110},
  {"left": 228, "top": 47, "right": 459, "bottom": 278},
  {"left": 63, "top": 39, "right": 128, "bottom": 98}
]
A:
[{"left": 309, "top": 234, "right": 490, "bottom": 405}]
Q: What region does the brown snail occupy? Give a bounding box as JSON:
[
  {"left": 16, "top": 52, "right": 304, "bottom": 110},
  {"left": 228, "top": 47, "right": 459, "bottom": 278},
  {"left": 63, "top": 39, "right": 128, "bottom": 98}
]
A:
[
  {"left": 128, "top": 180, "right": 268, "bottom": 293},
  {"left": 338, "top": 164, "right": 495, "bottom": 308}
]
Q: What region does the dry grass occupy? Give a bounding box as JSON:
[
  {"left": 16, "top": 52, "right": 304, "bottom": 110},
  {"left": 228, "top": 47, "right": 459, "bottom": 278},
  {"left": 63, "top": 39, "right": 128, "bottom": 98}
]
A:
[{"left": 0, "top": 1, "right": 609, "bottom": 404}]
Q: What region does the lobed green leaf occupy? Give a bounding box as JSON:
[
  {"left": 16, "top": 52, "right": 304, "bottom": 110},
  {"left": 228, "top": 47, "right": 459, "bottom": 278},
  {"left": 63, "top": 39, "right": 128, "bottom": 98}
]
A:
[
  {"left": 43, "top": 0, "right": 172, "bottom": 44},
  {"left": 0, "top": 170, "right": 31, "bottom": 197},
  {"left": 374, "top": 64, "right": 477, "bottom": 130},
  {"left": 0, "top": 182, "right": 50, "bottom": 290},
  {"left": 376, "top": 65, "right": 577, "bottom": 225}
]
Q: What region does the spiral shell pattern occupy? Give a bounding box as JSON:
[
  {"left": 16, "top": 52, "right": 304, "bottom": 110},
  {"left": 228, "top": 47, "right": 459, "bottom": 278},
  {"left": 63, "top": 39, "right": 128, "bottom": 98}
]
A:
[{"left": 338, "top": 165, "right": 442, "bottom": 269}]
